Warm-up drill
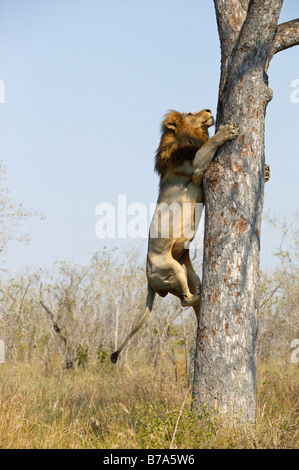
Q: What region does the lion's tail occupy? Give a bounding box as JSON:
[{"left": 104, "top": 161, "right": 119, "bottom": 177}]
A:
[{"left": 110, "top": 286, "right": 155, "bottom": 363}]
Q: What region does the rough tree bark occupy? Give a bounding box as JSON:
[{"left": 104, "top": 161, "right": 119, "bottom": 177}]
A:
[{"left": 192, "top": 0, "right": 299, "bottom": 423}]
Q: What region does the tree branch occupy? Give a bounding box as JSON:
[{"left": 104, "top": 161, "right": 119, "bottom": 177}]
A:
[
  {"left": 266, "top": 18, "right": 299, "bottom": 72},
  {"left": 272, "top": 18, "right": 299, "bottom": 55},
  {"left": 39, "top": 294, "right": 75, "bottom": 369},
  {"left": 39, "top": 283, "right": 67, "bottom": 347},
  {"left": 40, "top": 299, "right": 67, "bottom": 346}
]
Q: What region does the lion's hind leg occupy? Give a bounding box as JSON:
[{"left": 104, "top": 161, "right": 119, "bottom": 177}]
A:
[
  {"left": 147, "top": 254, "right": 200, "bottom": 307},
  {"left": 179, "top": 250, "right": 201, "bottom": 297},
  {"left": 179, "top": 251, "right": 201, "bottom": 320},
  {"left": 178, "top": 250, "right": 201, "bottom": 308}
]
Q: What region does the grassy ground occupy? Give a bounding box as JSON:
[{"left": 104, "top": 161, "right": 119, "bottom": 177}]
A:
[{"left": 0, "top": 359, "right": 298, "bottom": 449}]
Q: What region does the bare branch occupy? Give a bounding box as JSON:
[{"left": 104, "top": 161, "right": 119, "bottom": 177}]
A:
[
  {"left": 266, "top": 18, "right": 299, "bottom": 71},
  {"left": 17, "top": 281, "right": 31, "bottom": 321},
  {"left": 259, "top": 283, "right": 283, "bottom": 309},
  {"left": 273, "top": 19, "right": 299, "bottom": 55},
  {"left": 40, "top": 299, "right": 67, "bottom": 345},
  {"left": 39, "top": 284, "right": 67, "bottom": 347},
  {"left": 169, "top": 385, "right": 191, "bottom": 449}
]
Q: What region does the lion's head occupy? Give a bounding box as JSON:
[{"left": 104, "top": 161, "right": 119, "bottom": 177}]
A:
[{"left": 155, "top": 109, "right": 214, "bottom": 177}]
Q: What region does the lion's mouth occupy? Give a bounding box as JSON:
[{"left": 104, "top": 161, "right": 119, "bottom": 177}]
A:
[{"left": 203, "top": 116, "right": 215, "bottom": 127}]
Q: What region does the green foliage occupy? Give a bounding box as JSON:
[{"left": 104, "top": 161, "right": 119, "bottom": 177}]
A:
[
  {"left": 76, "top": 344, "right": 89, "bottom": 368},
  {"left": 97, "top": 344, "right": 108, "bottom": 364},
  {"left": 167, "top": 325, "right": 178, "bottom": 337}
]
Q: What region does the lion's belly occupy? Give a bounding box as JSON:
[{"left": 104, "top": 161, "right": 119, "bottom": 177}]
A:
[
  {"left": 157, "top": 181, "right": 202, "bottom": 205},
  {"left": 148, "top": 182, "right": 204, "bottom": 261}
]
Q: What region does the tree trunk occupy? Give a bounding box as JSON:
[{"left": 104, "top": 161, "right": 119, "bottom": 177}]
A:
[{"left": 193, "top": 0, "right": 299, "bottom": 423}]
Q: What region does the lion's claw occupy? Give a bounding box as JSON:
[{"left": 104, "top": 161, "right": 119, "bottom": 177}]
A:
[
  {"left": 217, "top": 122, "right": 239, "bottom": 143},
  {"left": 264, "top": 163, "right": 270, "bottom": 182}
]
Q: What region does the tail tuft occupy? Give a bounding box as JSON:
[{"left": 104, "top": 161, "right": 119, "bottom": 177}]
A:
[{"left": 110, "top": 351, "right": 119, "bottom": 363}]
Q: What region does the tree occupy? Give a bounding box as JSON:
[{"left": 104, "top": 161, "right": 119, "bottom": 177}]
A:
[
  {"left": 258, "top": 214, "right": 299, "bottom": 361},
  {"left": 192, "top": 0, "right": 299, "bottom": 423},
  {"left": 0, "top": 160, "right": 34, "bottom": 260}
]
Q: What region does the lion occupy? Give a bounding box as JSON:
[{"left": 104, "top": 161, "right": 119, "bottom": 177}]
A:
[{"left": 111, "top": 109, "right": 268, "bottom": 363}]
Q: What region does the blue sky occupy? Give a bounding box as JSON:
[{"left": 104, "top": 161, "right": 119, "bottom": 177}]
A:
[{"left": 0, "top": 0, "right": 298, "bottom": 273}]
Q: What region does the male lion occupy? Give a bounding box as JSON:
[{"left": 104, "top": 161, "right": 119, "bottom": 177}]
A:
[{"left": 111, "top": 109, "right": 253, "bottom": 363}]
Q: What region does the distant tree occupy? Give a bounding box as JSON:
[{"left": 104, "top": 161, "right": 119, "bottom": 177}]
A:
[
  {"left": 0, "top": 161, "right": 33, "bottom": 259},
  {"left": 258, "top": 214, "right": 299, "bottom": 360},
  {"left": 193, "top": 0, "right": 299, "bottom": 423}
]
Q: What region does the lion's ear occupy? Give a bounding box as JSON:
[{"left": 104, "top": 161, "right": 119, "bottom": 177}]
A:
[
  {"left": 164, "top": 110, "right": 181, "bottom": 131},
  {"left": 165, "top": 121, "right": 177, "bottom": 130}
]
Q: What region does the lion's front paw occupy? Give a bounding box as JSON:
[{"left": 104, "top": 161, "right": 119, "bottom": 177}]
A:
[
  {"left": 264, "top": 163, "right": 270, "bottom": 182},
  {"left": 217, "top": 122, "right": 239, "bottom": 142}
]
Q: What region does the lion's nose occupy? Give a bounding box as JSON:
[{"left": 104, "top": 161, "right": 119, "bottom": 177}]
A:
[{"left": 205, "top": 109, "right": 212, "bottom": 113}]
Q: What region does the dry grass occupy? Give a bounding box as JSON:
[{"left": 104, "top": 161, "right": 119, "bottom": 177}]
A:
[{"left": 0, "top": 359, "right": 298, "bottom": 449}]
